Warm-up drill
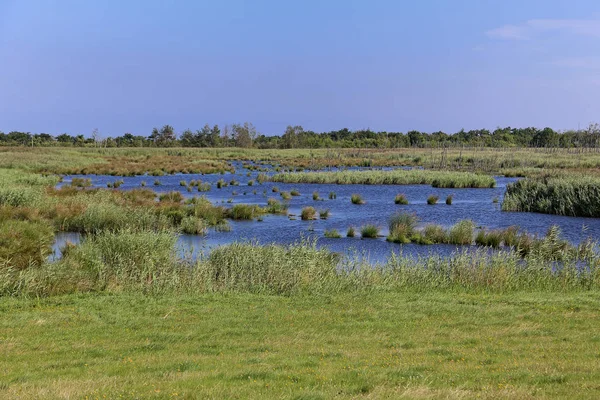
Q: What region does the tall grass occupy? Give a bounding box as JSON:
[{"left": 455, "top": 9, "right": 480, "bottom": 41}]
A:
[
  {"left": 271, "top": 169, "right": 496, "bottom": 188},
  {"left": 427, "top": 195, "right": 439, "bottom": 205},
  {"left": 387, "top": 212, "right": 418, "bottom": 244},
  {"left": 351, "top": 194, "right": 365, "bottom": 204},
  {"left": 360, "top": 224, "right": 379, "bottom": 238},
  {"left": 0, "top": 220, "right": 54, "bottom": 269},
  {"left": 226, "top": 204, "right": 264, "bottom": 220},
  {"left": 394, "top": 194, "right": 409, "bottom": 205},
  {"left": 502, "top": 176, "right": 600, "bottom": 217},
  {"left": 301, "top": 206, "right": 317, "bottom": 220}
]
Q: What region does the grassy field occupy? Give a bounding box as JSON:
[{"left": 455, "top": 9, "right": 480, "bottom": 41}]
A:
[
  {"left": 2, "top": 291, "right": 600, "bottom": 399},
  {"left": 1, "top": 145, "right": 600, "bottom": 398}
]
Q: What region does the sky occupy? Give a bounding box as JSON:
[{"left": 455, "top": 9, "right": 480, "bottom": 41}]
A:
[{"left": 1, "top": 0, "right": 600, "bottom": 137}]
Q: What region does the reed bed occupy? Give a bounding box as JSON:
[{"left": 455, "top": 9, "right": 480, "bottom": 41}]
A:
[
  {"left": 270, "top": 169, "right": 496, "bottom": 188},
  {"left": 502, "top": 176, "right": 600, "bottom": 217},
  {"left": 3, "top": 234, "right": 600, "bottom": 297}
]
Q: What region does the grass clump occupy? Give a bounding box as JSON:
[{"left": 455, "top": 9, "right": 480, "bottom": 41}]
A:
[
  {"left": 351, "top": 194, "right": 365, "bottom": 205},
  {"left": 360, "top": 224, "right": 379, "bottom": 238},
  {"left": 266, "top": 198, "right": 288, "bottom": 214},
  {"left": 290, "top": 189, "right": 300, "bottom": 196},
  {"left": 319, "top": 209, "right": 330, "bottom": 219},
  {"left": 394, "top": 193, "right": 408, "bottom": 205},
  {"left": 301, "top": 206, "right": 317, "bottom": 220},
  {"left": 312, "top": 191, "right": 320, "bottom": 200},
  {"left": 446, "top": 194, "right": 453, "bottom": 205},
  {"left": 180, "top": 216, "right": 207, "bottom": 235},
  {"left": 226, "top": 204, "right": 264, "bottom": 220},
  {"left": 158, "top": 191, "right": 184, "bottom": 203},
  {"left": 0, "top": 220, "right": 54, "bottom": 269},
  {"left": 71, "top": 177, "right": 92, "bottom": 188},
  {"left": 328, "top": 191, "right": 337, "bottom": 199},
  {"left": 387, "top": 212, "right": 418, "bottom": 244},
  {"left": 447, "top": 220, "right": 475, "bottom": 245},
  {"left": 272, "top": 186, "right": 279, "bottom": 193},
  {"left": 346, "top": 226, "right": 356, "bottom": 237},
  {"left": 324, "top": 229, "right": 341, "bottom": 238},
  {"left": 427, "top": 195, "right": 439, "bottom": 205},
  {"left": 153, "top": 179, "right": 161, "bottom": 186},
  {"left": 280, "top": 191, "right": 292, "bottom": 200}
]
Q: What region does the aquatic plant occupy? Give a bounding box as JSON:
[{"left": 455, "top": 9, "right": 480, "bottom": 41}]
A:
[
  {"left": 70, "top": 177, "right": 92, "bottom": 188},
  {"left": 270, "top": 169, "right": 496, "bottom": 188},
  {"left": 319, "top": 209, "right": 330, "bottom": 219},
  {"left": 427, "top": 195, "right": 439, "bottom": 205},
  {"left": 312, "top": 191, "right": 320, "bottom": 200},
  {"left": 446, "top": 195, "right": 453, "bottom": 205},
  {"left": 387, "top": 212, "right": 418, "bottom": 244},
  {"left": 272, "top": 186, "right": 280, "bottom": 193},
  {"left": 226, "top": 204, "right": 264, "bottom": 220},
  {"left": 394, "top": 194, "right": 408, "bottom": 205},
  {"left": 290, "top": 189, "right": 300, "bottom": 196},
  {"left": 447, "top": 220, "right": 474, "bottom": 245},
  {"left": 328, "top": 191, "right": 337, "bottom": 200},
  {"left": 351, "top": 194, "right": 365, "bottom": 205},
  {"left": 324, "top": 229, "right": 341, "bottom": 238},
  {"left": 280, "top": 191, "right": 292, "bottom": 200},
  {"left": 346, "top": 226, "right": 356, "bottom": 237},
  {"left": 301, "top": 206, "right": 317, "bottom": 220},
  {"left": 266, "top": 198, "right": 288, "bottom": 214},
  {"left": 360, "top": 224, "right": 379, "bottom": 238},
  {"left": 158, "top": 191, "right": 184, "bottom": 203}
]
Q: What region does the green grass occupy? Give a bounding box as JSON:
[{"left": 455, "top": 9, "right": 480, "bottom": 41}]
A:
[
  {"left": 502, "top": 175, "right": 600, "bottom": 217},
  {"left": 226, "top": 204, "right": 264, "bottom": 220},
  {"left": 328, "top": 191, "right": 336, "bottom": 200},
  {"left": 446, "top": 194, "right": 453, "bottom": 205},
  {"left": 394, "top": 193, "right": 409, "bottom": 205},
  {"left": 350, "top": 194, "right": 365, "bottom": 205},
  {"left": 266, "top": 198, "right": 288, "bottom": 214},
  {"left": 427, "top": 195, "right": 439, "bottom": 205},
  {"left": 1, "top": 291, "right": 600, "bottom": 398},
  {"left": 271, "top": 169, "right": 496, "bottom": 188},
  {"left": 318, "top": 209, "right": 330, "bottom": 219},
  {"left": 301, "top": 206, "right": 317, "bottom": 220},
  {"left": 360, "top": 224, "right": 379, "bottom": 238},
  {"left": 324, "top": 228, "right": 341, "bottom": 238},
  {"left": 387, "top": 212, "right": 418, "bottom": 244},
  {"left": 312, "top": 191, "right": 319, "bottom": 200},
  {"left": 346, "top": 226, "right": 356, "bottom": 237}
]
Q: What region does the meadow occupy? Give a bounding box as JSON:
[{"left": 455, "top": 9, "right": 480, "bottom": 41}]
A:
[{"left": 1, "top": 146, "right": 600, "bottom": 398}]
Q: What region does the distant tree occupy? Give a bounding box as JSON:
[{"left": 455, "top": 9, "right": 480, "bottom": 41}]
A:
[
  {"left": 180, "top": 129, "right": 195, "bottom": 147},
  {"left": 210, "top": 125, "right": 221, "bottom": 147},
  {"left": 232, "top": 122, "right": 257, "bottom": 148},
  {"left": 282, "top": 125, "right": 304, "bottom": 149},
  {"left": 149, "top": 125, "right": 176, "bottom": 146}
]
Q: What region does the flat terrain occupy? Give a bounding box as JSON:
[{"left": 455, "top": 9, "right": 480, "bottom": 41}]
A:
[{"left": 2, "top": 291, "right": 599, "bottom": 399}]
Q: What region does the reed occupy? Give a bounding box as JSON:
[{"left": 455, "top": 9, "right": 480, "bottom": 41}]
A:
[
  {"left": 324, "top": 229, "right": 341, "bottom": 238},
  {"left": 270, "top": 169, "right": 496, "bottom": 188},
  {"left": 158, "top": 191, "right": 183, "bottom": 203},
  {"left": 502, "top": 176, "right": 600, "bottom": 217},
  {"left": 328, "top": 191, "right": 337, "bottom": 200},
  {"left": 427, "top": 195, "right": 439, "bottom": 205},
  {"left": 360, "top": 224, "right": 379, "bottom": 238},
  {"left": 447, "top": 220, "right": 474, "bottom": 245},
  {"left": 346, "top": 226, "right": 356, "bottom": 237},
  {"left": 266, "top": 198, "right": 288, "bottom": 214},
  {"left": 226, "top": 204, "right": 264, "bottom": 220},
  {"left": 351, "top": 194, "right": 365, "bottom": 205},
  {"left": 446, "top": 194, "right": 453, "bottom": 205},
  {"left": 394, "top": 193, "right": 409, "bottom": 205},
  {"left": 312, "top": 191, "right": 320, "bottom": 200},
  {"left": 387, "top": 212, "right": 418, "bottom": 244},
  {"left": 301, "top": 206, "right": 317, "bottom": 220},
  {"left": 319, "top": 209, "right": 330, "bottom": 219}
]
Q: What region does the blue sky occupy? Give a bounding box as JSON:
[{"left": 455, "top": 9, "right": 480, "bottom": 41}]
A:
[{"left": 1, "top": 0, "right": 599, "bottom": 137}]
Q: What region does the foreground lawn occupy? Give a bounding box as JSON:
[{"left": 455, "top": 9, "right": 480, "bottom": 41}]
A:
[{"left": 1, "top": 291, "right": 599, "bottom": 399}]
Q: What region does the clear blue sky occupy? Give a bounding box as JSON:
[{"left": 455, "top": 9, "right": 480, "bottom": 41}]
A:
[{"left": 1, "top": 0, "right": 599, "bottom": 137}]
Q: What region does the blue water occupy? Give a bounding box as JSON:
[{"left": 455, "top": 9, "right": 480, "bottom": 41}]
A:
[{"left": 53, "top": 162, "right": 600, "bottom": 263}]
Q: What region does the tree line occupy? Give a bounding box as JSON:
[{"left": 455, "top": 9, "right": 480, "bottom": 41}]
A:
[{"left": 2, "top": 123, "right": 600, "bottom": 149}]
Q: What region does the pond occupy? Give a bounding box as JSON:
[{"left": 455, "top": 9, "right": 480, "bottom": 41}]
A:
[{"left": 53, "top": 162, "right": 600, "bottom": 263}]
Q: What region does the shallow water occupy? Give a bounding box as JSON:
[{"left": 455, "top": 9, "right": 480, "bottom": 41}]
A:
[{"left": 54, "top": 163, "right": 600, "bottom": 262}]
